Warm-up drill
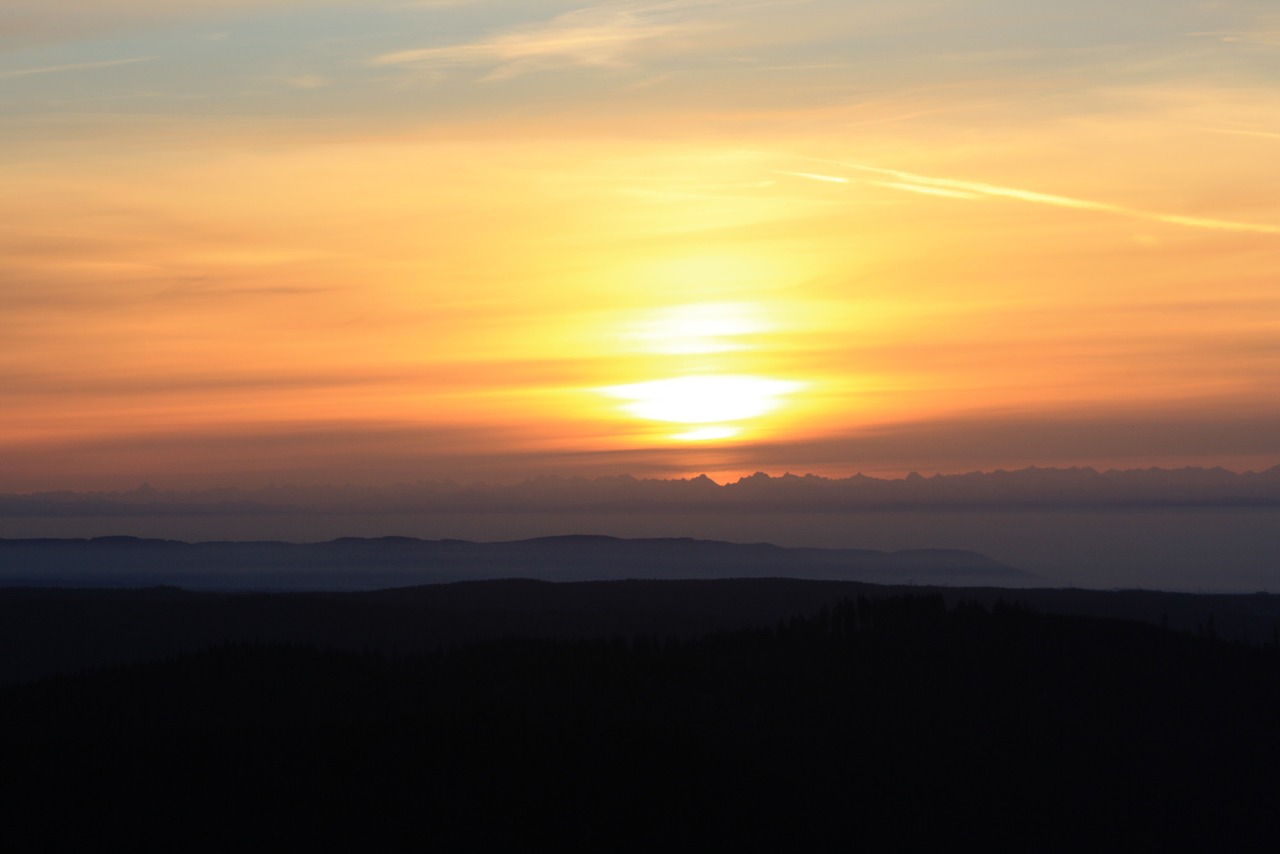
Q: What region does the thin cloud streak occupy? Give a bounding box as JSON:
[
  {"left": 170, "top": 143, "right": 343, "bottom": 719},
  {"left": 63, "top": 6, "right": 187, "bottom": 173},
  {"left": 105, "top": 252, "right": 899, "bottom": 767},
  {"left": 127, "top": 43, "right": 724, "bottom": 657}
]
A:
[
  {"left": 773, "top": 170, "right": 849, "bottom": 184},
  {"left": 1199, "top": 127, "right": 1280, "bottom": 141},
  {"left": 0, "top": 56, "right": 156, "bottom": 79},
  {"left": 870, "top": 181, "right": 981, "bottom": 200},
  {"left": 371, "top": 0, "right": 801, "bottom": 79},
  {"left": 372, "top": 1, "right": 709, "bottom": 78},
  {"left": 811, "top": 158, "right": 1280, "bottom": 235}
]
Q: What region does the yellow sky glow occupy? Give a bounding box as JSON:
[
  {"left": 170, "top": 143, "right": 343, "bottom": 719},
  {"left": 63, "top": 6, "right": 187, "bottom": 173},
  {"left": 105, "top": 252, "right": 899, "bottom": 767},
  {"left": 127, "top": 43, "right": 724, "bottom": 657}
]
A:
[{"left": 1, "top": 1, "right": 1277, "bottom": 488}]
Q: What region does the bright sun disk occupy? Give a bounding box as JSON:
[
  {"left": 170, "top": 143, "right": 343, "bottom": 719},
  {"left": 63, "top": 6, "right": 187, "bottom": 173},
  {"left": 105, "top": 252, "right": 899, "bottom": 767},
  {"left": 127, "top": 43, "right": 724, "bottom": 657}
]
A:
[{"left": 601, "top": 374, "right": 802, "bottom": 425}]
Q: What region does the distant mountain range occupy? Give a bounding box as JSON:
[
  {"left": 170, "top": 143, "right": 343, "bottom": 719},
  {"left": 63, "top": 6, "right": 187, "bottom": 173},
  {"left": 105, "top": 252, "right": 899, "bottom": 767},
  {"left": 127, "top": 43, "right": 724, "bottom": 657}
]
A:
[
  {"left": 0, "top": 535, "right": 1034, "bottom": 591},
  {"left": 3, "top": 465, "right": 1278, "bottom": 517}
]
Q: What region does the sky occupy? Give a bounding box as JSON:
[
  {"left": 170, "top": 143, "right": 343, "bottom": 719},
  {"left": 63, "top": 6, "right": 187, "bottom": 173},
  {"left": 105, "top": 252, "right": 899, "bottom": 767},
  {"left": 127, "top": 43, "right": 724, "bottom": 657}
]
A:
[{"left": 3, "top": 0, "right": 1278, "bottom": 490}]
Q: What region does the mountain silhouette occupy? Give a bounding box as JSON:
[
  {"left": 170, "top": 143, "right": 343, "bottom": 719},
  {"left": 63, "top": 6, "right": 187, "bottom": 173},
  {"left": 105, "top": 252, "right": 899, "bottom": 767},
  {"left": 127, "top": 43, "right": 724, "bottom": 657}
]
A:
[{"left": 0, "top": 534, "right": 1033, "bottom": 590}]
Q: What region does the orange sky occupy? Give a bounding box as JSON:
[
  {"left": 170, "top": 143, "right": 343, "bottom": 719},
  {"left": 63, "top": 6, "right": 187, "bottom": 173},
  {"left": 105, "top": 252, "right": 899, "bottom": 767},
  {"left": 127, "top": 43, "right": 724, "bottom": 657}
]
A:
[{"left": 2, "top": 1, "right": 1278, "bottom": 489}]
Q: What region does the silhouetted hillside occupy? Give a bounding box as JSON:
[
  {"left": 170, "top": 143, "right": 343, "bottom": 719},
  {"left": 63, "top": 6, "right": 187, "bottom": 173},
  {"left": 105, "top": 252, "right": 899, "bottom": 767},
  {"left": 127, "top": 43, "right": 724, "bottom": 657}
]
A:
[
  {"left": 4, "top": 578, "right": 1280, "bottom": 686},
  {"left": 2, "top": 593, "right": 1277, "bottom": 849},
  {"left": 0, "top": 534, "right": 1034, "bottom": 590}
]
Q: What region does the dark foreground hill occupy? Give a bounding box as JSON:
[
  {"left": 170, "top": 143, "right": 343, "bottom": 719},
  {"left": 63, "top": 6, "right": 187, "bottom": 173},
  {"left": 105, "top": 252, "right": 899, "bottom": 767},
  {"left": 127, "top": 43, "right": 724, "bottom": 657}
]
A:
[
  {"left": 0, "top": 534, "right": 1033, "bottom": 590},
  {"left": 2, "top": 590, "right": 1278, "bottom": 851},
  {"left": 4, "top": 578, "right": 1280, "bottom": 685}
]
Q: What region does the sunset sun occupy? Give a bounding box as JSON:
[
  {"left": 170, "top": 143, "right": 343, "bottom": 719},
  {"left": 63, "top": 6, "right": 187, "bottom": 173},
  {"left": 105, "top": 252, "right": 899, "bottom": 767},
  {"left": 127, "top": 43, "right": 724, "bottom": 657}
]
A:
[{"left": 601, "top": 374, "right": 803, "bottom": 440}]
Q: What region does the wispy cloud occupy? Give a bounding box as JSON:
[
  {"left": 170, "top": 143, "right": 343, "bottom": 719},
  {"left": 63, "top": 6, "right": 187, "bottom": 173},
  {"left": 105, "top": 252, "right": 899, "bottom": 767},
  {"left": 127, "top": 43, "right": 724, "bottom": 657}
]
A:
[
  {"left": 372, "top": 0, "right": 728, "bottom": 79},
  {"left": 396, "top": 1, "right": 478, "bottom": 7},
  {"left": 0, "top": 56, "right": 155, "bottom": 80},
  {"left": 1199, "top": 127, "right": 1280, "bottom": 141},
  {"left": 810, "top": 158, "right": 1280, "bottom": 235},
  {"left": 870, "top": 181, "right": 980, "bottom": 200},
  {"left": 0, "top": 2, "right": 339, "bottom": 47},
  {"left": 773, "top": 170, "right": 848, "bottom": 184},
  {"left": 1193, "top": 14, "right": 1280, "bottom": 48}
]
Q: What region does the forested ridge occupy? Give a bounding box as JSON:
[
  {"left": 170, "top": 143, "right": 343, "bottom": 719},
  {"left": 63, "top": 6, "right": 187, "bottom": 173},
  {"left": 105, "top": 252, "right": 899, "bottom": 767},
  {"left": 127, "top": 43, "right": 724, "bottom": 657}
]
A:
[{"left": 3, "top": 592, "right": 1278, "bottom": 850}]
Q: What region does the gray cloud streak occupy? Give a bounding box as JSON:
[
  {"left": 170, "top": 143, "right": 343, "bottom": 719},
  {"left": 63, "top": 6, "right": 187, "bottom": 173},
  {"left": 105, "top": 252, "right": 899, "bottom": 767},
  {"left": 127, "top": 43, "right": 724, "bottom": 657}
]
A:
[{"left": 0, "top": 56, "right": 156, "bottom": 79}]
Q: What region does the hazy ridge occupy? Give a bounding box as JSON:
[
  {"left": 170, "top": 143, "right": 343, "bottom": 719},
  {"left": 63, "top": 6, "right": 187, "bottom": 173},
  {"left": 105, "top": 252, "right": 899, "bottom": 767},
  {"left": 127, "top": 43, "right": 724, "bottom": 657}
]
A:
[
  {"left": 0, "top": 534, "right": 1031, "bottom": 591},
  {"left": 4, "top": 464, "right": 1279, "bottom": 517}
]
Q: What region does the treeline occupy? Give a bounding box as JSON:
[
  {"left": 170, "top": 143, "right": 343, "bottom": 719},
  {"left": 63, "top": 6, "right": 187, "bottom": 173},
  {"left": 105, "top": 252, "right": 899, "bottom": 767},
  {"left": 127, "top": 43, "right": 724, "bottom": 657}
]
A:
[{"left": 3, "top": 595, "right": 1278, "bottom": 850}]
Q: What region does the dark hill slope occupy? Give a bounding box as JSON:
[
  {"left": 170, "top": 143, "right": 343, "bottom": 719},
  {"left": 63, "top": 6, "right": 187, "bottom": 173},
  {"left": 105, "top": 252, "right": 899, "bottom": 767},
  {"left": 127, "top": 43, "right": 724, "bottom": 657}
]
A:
[
  {"left": 4, "top": 578, "right": 1280, "bottom": 685},
  {"left": 2, "top": 595, "right": 1277, "bottom": 850}
]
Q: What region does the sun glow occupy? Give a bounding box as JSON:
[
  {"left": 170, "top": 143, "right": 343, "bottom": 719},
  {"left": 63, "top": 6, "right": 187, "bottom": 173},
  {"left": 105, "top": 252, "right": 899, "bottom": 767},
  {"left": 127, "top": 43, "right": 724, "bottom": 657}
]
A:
[
  {"left": 623, "top": 302, "right": 765, "bottom": 355},
  {"left": 595, "top": 298, "right": 811, "bottom": 443},
  {"left": 602, "top": 375, "right": 803, "bottom": 426},
  {"left": 672, "top": 425, "right": 741, "bottom": 442}
]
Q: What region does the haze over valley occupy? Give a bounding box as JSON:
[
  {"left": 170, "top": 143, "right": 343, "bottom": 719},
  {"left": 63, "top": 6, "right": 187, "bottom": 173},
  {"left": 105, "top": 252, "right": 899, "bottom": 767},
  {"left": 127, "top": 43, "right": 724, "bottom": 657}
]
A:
[{"left": 4, "top": 465, "right": 1277, "bottom": 591}]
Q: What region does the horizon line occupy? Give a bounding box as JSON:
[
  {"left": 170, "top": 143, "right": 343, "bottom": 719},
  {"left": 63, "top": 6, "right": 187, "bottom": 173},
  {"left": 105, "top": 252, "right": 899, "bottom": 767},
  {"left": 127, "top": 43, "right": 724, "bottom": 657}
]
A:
[{"left": 6, "top": 460, "right": 1280, "bottom": 497}]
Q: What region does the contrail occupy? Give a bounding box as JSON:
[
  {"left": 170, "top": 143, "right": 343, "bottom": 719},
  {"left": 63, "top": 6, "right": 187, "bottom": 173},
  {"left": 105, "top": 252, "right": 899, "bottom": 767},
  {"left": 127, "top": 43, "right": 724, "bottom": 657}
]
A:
[
  {"left": 871, "top": 181, "right": 980, "bottom": 200},
  {"left": 806, "top": 157, "right": 1280, "bottom": 235},
  {"left": 773, "top": 170, "right": 849, "bottom": 184}
]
